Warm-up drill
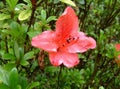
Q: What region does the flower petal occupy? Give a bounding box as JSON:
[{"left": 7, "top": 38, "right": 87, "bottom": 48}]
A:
[
  {"left": 116, "top": 44, "right": 120, "bottom": 51},
  {"left": 31, "top": 31, "right": 58, "bottom": 52},
  {"left": 64, "top": 32, "right": 96, "bottom": 53},
  {"left": 115, "top": 44, "right": 120, "bottom": 59},
  {"left": 49, "top": 52, "right": 79, "bottom": 68},
  {"left": 55, "top": 6, "right": 79, "bottom": 37}
]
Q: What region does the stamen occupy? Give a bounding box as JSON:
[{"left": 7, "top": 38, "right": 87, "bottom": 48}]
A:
[
  {"left": 72, "top": 37, "right": 75, "bottom": 40},
  {"left": 57, "top": 35, "right": 79, "bottom": 51},
  {"left": 65, "top": 36, "right": 79, "bottom": 46},
  {"left": 66, "top": 36, "right": 78, "bottom": 44},
  {"left": 66, "top": 39, "right": 70, "bottom": 43},
  {"left": 62, "top": 44, "right": 65, "bottom": 47},
  {"left": 57, "top": 47, "right": 60, "bottom": 51}
]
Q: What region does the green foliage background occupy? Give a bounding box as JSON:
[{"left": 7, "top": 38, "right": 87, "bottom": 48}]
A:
[{"left": 0, "top": 0, "right": 120, "bottom": 89}]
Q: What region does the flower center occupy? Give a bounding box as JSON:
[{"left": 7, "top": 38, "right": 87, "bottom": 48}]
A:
[{"left": 57, "top": 35, "right": 79, "bottom": 51}]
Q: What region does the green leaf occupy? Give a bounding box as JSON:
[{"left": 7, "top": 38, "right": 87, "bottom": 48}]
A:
[
  {"left": 27, "top": 30, "right": 40, "bottom": 39},
  {"left": 47, "top": 16, "right": 56, "bottom": 23},
  {"left": 18, "top": 76, "right": 28, "bottom": 89},
  {"left": 54, "top": 0, "right": 60, "bottom": 4},
  {"left": 0, "top": 84, "right": 9, "bottom": 89},
  {"left": 0, "top": 14, "right": 10, "bottom": 20},
  {"left": 9, "top": 22, "right": 20, "bottom": 38},
  {"left": 99, "top": 86, "right": 104, "bottom": 89},
  {"left": 60, "top": 0, "right": 76, "bottom": 7},
  {"left": 45, "top": 66, "right": 59, "bottom": 76},
  {"left": 2, "top": 53, "right": 16, "bottom": 60},
  {"left": 16, "top": 85, "right": 21, "bottom": 89},
  {"left": 18, "top": 10, "right": 32, "bottom": 21},
  {"left": 26, "top": 82, "right": 39, "bottom": 89},
  {"left": 8, "top": 68, "right": 18, "bottom": 89},
  {"left": 19, "top": 47, "right": 24, "bottom": 61},
  {"left": 24, "top": 51, "right": 34, "bottom": 60},
  {"left": 78, "top": 0, "right": 85, "bottom": 4},
  {"left": 41, "top": 10, "right": 46, "bottom": 20},
  {"left": 13, "top": 42, "right": 20, "bottom": 60},
  {"left": 23, "top": 0, "right": 32, "bottom": 6},
  {"left": 4, "top": 63, "right": 16, "bottom": 72},
  {"left": 0, "top": 67, "right": 9, "bottom": 86},
  {"left": 6, "top": 0, "right": 13, "bottom": 10},
  {"left": 6, "top": 0, "right": 18, "bottom": 10},
  {"left": 20, "top": 60, "right": 29, "bottom": 66}
]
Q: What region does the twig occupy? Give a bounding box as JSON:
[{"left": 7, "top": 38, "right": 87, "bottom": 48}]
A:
[{"left": 57, "top": 65, "right": 63, "bottom": 89}]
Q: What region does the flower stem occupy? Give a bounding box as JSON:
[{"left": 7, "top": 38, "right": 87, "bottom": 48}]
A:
[{"left": 57, "top": 65, "right": 63, "bottom": 89}]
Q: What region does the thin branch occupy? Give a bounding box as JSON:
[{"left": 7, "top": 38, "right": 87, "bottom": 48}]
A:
[{"left": 57, "top": 65, "right": 63, "bottom": 89}]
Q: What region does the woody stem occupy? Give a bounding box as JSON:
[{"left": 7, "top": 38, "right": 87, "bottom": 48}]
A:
[{"left": 57, "top": 65, "right": 63, "bottom": 89}]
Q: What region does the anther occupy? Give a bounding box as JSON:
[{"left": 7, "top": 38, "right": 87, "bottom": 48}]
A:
[
  {"left": 66, "top": 36, "right": 74, "bottom": 43},
  {"left": 66, "top": 39, "right": 70, "bottom": 43},
  {"left": 72, "top": 37, "right": 75, "bottom": 40},
  {"left": 57, "top": 48, "right": 60, "bottom": 51},
  {"left": 62, "top": 44, "right": 65, "bottom": 47}
]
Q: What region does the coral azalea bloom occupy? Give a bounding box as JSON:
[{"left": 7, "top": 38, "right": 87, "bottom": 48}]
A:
[
  {"left": 115, "top": 44, "right": 120, "bottom": 66},
  {"left": 31, "top": 7, "right": 96, "bottom": 68},
  {"left": 116, "top": 44, "right": 120, "bottom": 51}
]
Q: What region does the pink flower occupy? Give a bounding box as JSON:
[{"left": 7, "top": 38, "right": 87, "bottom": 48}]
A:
[
  {"left": 116, "top": 44, "right": 120, "bottom": 51},
  {"left": 115, "top": 44, "right": 120, "bottom": 66},
  {"left": 31, "top": 7, "right": 96, "bottom": 68}
]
